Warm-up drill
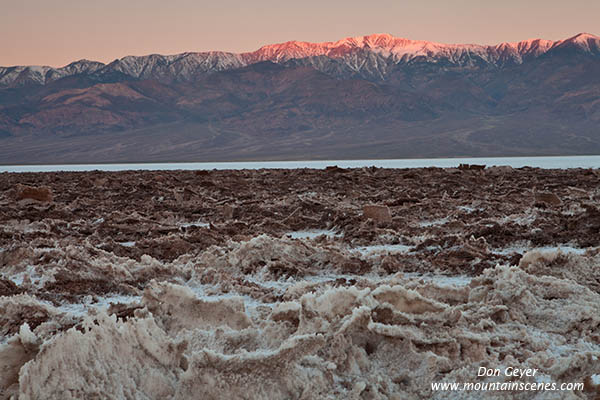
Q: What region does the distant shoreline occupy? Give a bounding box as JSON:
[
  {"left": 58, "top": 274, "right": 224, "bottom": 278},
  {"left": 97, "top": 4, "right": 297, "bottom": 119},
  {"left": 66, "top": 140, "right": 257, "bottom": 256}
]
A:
[{"left": 2, "top": 155, "right": 600, "bottom": 173}]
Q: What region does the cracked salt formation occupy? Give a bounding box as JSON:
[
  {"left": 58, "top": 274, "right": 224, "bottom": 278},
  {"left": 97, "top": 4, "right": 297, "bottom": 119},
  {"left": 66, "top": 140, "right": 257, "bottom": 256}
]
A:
[
  {"left": 4, "top": 259, "right": 600, "bottom": 399},
  {"left": 2, "top": 239, "right": 600, "bottom": 399},
  {"left": 2, "top": 168, "right": 600, "bottom": 399}
]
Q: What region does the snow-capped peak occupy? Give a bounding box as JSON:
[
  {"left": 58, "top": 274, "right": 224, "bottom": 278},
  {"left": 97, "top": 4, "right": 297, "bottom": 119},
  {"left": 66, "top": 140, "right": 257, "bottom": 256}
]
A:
[
  {"left": 550, "top": 32, "right": 600, "bottom": 53},
  {"left": 568, "top": 32, "right": 600, "bottom": 42},
  {"left": 1, "top": 33, "right": 598, "bottom": 88},
  {"left": 244, "top": 33, "right": 596, "bottom": 65}
]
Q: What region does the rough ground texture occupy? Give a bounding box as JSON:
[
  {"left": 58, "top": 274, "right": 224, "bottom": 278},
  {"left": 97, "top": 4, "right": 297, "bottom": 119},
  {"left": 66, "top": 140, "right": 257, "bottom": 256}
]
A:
[{"left": 1, "top": 166, "right": 600, "bottom": 399}]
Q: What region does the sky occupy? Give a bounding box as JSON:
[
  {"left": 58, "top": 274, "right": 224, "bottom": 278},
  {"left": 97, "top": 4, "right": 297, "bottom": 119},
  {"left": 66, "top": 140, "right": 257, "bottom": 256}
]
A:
[{"left": 1, "top": 0, "right": 599, "bottom": 67}]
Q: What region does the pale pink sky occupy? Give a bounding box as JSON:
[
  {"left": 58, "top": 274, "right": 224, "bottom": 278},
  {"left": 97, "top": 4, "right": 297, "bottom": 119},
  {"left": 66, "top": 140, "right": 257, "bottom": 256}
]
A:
[{"left": 1, "top": 0, "right": 599, "bottom": 67}]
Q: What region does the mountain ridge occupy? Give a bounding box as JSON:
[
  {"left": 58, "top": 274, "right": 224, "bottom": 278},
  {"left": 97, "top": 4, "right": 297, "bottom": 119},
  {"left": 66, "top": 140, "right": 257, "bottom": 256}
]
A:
[
  {"left": 0, "top": 32, "right": 599, "bottom": 163},
  {"left": 1, "top": 33, "right": 599, "bottom": 88}
]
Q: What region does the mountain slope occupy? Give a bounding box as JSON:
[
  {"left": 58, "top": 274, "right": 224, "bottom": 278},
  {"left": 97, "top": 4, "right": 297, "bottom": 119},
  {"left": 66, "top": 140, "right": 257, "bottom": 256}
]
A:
[
  {"left": 2, "top": 33, "right": 599, "bottom": 87},
  {"left": 0, "top": 33, "right": 599, "bottom": 163}
]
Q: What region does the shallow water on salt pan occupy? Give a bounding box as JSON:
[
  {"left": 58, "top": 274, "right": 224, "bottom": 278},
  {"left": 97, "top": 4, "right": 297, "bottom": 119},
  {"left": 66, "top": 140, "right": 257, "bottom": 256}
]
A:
[
  {"left": 221, "top": 271, "right": 472, "bottom": 303},
  {"left": 178, "top": 221, "right": 210, "bottom": 228},
  {"left": 351, "top": 244, "right": 413, "bottom": 256},
  {"left": 186, "top": 284, "right": 272, "bottom": 317},
  {"left": 4, "top": 155, "right": 600, "bottom": 172},
  {"left": 418, "top": 218, "right": 449, "bottom": 227},
  {"left": 285, "top": 230, "right": 340, "bottom": 239},
  {"left": 404, "top": 273, "right": 472, "bottom": 286},
  {"left": 55, "top": 295, "right": 142, "bottom": 317},
  {"left": 494, "top": 245, "right": 592, "bottom": 256},
  {"left": 4, "top": 265, "right": 42, "bottom": 287}
]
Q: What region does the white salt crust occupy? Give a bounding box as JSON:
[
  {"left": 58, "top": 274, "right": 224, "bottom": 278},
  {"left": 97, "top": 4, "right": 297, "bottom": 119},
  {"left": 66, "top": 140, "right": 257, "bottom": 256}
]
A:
[{"left": 1, "top": 237, "right": 600, "bottom": 399}]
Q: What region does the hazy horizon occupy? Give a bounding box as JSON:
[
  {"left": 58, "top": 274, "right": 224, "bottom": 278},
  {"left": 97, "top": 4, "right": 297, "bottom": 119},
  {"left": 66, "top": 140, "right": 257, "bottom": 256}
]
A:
[{"left": 2, "top": 0, "right": 599, "bottom": 67}]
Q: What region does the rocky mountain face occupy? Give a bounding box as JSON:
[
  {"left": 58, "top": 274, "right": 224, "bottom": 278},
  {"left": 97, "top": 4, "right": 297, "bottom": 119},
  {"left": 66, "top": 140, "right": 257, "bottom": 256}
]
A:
[{"left": 0, "top": 33, "right": 599, "bottom": 163}]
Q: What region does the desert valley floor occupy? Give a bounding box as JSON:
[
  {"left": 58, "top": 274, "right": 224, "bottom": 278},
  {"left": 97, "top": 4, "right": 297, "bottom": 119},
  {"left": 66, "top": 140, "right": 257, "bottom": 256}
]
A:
[{"left": 1, "top": 166, "right": 600, "bottom": 399}]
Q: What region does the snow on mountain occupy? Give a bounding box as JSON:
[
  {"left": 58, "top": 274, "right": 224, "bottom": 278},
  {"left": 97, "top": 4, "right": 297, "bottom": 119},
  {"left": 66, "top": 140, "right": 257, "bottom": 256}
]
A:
[
  {"left": 0, "top": 66, "right": 53, "bottom": 86},
  {"left": 551, "top": 33, "right": 600, "bottom": 54},
  {"left": 244, "top": 32, "right": 599, "bottom": 65},
  {"left": 490, "top": 39, "right": 554, "bottom": 65},
  {"left": 243, "top": 33, "right": 598, "bottom": 67},
  {"left": 73, "top": 51, "right": 250, "bottom": 83},
  {"left": 245, "top": 34, "right": 489, "bottom": 64},
  {"left": 1, "top": 33, "right": 598, "bottom": 87},
  {"left": 0, "top": 60, "right": 104, "bottom": 87}
]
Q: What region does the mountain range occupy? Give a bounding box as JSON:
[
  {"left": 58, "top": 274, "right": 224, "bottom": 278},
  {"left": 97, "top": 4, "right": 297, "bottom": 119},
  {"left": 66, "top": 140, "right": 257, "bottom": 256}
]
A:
[{"left": 1, "top": 33, "right": 599, "bottom": 163}]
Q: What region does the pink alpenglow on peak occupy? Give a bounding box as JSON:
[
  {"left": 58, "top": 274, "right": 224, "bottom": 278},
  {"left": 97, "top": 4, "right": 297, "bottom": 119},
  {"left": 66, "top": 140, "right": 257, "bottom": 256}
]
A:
[
  {"left": 241, "top": 32, "right": 600, "bottom": 65},
  {"left": 554, "top": 32, "right": 600, "bottom": 51},
  {"left": 0, "top": 33, "right": 598, "bottom": 88}
]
